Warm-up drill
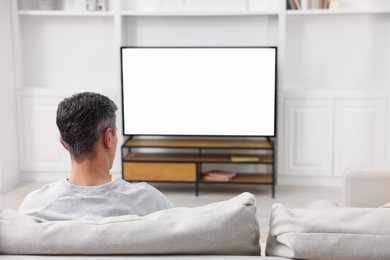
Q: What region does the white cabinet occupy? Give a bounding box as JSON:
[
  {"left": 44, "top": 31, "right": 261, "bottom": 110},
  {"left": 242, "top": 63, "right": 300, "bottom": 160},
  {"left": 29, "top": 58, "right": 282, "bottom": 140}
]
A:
[
  {"left": 19, "top": 94, "right": 70, "bottom": 172},
  {"left": 283, "top": 95, "right": 387, "bottom": 178},
  {"left": 18, "top": 90, "right": 122, "bottom": 178},
  {"left": 334, "top": 99, "right": 386, "bottom": 176},
  {"left": 284, "top": 99, "right": 334, "bottom": 176}
]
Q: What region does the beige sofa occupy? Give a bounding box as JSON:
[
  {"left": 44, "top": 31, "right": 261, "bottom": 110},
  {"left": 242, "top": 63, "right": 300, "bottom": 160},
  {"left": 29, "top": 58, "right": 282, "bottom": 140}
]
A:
[
  {"left": 0, "top": 192, "right": 284, "bottom": 259},
  {"left": 1, "top": 168, "right": 390, "bottom": 259}
]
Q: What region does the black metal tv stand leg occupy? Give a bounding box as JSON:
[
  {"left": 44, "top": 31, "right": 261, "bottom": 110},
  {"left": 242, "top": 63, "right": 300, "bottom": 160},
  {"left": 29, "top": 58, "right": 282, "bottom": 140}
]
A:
[
  {"left": 195, "top": 163, "right": 200, "bottom": 196},
  {"left": 267, "top": 136, "right": 275, "bottom": 198}
]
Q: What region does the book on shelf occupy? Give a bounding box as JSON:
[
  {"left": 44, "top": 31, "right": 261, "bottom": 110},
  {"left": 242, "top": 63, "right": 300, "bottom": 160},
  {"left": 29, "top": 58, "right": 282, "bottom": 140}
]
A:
[
  {"left": 230, "top": 155, "right": 260, "bottom": 162},
  {"left": 293, "top": 0, "right": 302, "bottom": 9},
  {"left": 287, "top": 0, "right": 331, "bottom": 10},
  {"left": 309, "top": 0, "right": 330, "bottom": 9},
  {"left": 287, "top": 0, "right": 303, "bottom": 9},
  {"left": 287, "top": 0, "right": 297, "bottom": 9},
  {"left": 202, "top": 170, "right": 237, "bottom": 181}
]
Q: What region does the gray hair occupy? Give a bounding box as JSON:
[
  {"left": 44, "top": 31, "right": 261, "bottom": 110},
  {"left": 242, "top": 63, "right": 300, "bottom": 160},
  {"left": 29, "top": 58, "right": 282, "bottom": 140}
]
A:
[{"left": 56, "top": 92, "right": 118, "bottom": 162}]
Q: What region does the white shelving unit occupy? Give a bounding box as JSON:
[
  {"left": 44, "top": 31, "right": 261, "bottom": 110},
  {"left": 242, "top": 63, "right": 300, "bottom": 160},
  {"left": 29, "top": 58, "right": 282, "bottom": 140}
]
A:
[
  {"left": 11, "top": 0, "right": 390, "bottom": 184},
  {"left": 281, "top": 1, "right": 389, "bottom": 185},
  {"left": 287, "top": 9, "right": 390, "bottom": 15}
]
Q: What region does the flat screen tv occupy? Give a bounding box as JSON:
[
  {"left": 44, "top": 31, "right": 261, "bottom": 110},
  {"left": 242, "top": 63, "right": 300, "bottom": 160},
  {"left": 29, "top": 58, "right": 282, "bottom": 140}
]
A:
[{"left": 121, "top": 46, "right": 277, "bottom": 137}]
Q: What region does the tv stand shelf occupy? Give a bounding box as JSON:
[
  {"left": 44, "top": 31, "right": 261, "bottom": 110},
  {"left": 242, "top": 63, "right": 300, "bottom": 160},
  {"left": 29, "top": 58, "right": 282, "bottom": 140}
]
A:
[{"left": 122, "top": 137, "right": 275, "bottom": 197}]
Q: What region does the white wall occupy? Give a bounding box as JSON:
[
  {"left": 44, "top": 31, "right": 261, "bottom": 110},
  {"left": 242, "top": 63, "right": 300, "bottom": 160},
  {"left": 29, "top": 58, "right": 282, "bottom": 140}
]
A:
[{"left": 0, "top": 0, "right": 20, "bottom": 192}]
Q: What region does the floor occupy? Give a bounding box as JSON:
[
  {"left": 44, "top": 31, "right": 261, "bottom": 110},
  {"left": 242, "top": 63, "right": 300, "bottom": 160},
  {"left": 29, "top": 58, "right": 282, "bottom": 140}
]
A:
[{"left": 0, "top": 181, "right": 342, "bottom": 243}]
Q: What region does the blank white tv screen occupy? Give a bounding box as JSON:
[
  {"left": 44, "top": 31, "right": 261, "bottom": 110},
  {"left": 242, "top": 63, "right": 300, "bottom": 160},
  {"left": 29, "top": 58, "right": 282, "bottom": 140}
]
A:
[{"left": 121, "top": 47, "right": 276, "bottom": 137}]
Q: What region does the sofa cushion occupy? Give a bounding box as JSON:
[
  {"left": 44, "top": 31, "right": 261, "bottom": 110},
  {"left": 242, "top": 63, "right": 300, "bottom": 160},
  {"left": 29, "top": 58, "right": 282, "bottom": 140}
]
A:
[
  {"left": 266, "top": 203, "right": 390, "bottom": 260},
  {"left": 0, "top": 192, "right": 260, "bottom": 256},
  {"left": 0, "top": 255, "right": 286, "bottom": 260}
]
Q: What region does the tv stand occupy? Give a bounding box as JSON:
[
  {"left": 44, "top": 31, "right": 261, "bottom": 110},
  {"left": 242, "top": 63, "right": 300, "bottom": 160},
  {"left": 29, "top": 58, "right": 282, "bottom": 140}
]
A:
[{"left": 121, "top": 137, "right": 275, "bottom": 197}]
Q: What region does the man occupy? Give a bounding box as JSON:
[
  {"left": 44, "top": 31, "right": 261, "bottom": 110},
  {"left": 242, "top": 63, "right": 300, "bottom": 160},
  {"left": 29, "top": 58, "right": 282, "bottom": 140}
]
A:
[{"left": 19, "top": 92, "right": 173, "bottom": 222}]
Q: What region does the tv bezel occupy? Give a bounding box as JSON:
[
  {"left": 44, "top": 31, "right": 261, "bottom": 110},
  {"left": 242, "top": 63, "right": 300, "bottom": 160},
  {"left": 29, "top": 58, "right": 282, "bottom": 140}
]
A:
[{"left": 120, "top": 46, "right": 277, "bottom": 138}]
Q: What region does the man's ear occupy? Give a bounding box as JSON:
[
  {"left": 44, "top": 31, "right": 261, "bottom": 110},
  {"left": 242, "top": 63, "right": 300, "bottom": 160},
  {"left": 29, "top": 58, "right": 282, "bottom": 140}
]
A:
[
  {"left": 59, "top": 137, "right": 69, "bottom": 151},
  {"left": 103, "top": 128, "right": 113, "bottom": 149}
]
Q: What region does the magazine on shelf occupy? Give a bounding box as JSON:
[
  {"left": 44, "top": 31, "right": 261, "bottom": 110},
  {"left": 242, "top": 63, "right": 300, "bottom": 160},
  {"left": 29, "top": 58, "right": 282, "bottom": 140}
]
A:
[
  {"left": 230, "top": 155, "right": 260, "bottom": 162},
  {"left": 202, "top": 170, "right": 237, "bottom": 181}
]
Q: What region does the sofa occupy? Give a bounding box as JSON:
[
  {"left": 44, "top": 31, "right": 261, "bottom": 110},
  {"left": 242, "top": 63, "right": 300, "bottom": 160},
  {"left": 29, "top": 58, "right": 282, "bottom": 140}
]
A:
[{"left": 1, "top": 167, "right": 390, "bottom": 259}]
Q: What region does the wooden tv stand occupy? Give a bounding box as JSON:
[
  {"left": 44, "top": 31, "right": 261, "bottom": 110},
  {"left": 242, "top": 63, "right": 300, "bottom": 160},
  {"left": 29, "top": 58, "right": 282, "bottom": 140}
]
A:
[{"left": 121, "top": 137, "right": 275, "bottom": 197}]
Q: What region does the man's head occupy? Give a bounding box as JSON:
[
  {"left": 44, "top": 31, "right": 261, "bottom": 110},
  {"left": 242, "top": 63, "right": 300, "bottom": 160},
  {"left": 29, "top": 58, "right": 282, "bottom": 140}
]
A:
[{"left": 56, "top": 92, "right": 118, "bottom": 163}]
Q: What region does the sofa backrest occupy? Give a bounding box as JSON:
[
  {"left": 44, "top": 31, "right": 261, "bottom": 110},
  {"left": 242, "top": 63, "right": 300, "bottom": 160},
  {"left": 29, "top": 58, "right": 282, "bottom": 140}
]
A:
[{"left": 0, "top": 192, "right": 260, "bottom": 256}]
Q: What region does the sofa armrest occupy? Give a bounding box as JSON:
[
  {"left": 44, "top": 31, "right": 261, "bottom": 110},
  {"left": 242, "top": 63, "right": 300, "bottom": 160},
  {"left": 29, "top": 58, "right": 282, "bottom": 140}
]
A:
[{"left": 343, "top": 166, "right": 390, "bottom": 208}]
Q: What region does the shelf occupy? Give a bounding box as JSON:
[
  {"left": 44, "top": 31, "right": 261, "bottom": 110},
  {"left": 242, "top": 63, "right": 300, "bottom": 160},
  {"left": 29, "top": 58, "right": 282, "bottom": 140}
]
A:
[
  {"left": 18, "top": 10, "right": 114, "bottom": 17},
  {"left": 125, "top": 153, "right": 273, "bottom": 164},
  {"left": 120, "top": 10, "right": 279, "bottom": 17},
  {"left": 286, "top": 9, "right": 389, "bottom": 16},
  {"left": 124, "top": 138, "right": 273, "bottom": 149},
  {"left": 122, "top": 137, "right": 275, "bottom": 196},
  {"left": 18, "top": 9, "right": 389, "bottom": 17},
  {"left": 200, "top": 173, "right": 273, "bottom": 184}
]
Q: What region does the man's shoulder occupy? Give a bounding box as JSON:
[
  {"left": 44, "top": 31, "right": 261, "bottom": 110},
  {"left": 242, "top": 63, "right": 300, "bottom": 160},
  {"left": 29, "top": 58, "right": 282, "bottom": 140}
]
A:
[
  {"left": 115, "top": 179, "right": 174, "bottom": 210},
  {"left": 116, "top": 179, "right": 168, "bottom": 197},
  {"left": 38, "top": 179, "right": 66, "bottom": 191},
  {"left": 116, "top": 178, "right": 154, "bottom": 191},
  {"left": 24, "top": 180, "right": 66, "bottom": 200},
  {"left": 18, "top": 180, "right": 67, "bottom": 215}
]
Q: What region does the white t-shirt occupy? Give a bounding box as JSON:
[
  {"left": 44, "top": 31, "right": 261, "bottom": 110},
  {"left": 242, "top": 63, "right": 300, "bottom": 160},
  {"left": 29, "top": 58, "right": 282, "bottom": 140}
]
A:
[{"left": 18, "top": 178, "right": 174, "bottom": 222}]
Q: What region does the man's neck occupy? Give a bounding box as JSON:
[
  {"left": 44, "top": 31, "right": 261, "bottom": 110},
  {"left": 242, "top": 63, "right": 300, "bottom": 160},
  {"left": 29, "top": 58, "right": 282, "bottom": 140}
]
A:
[{"left": 68, "top": 160, "right": 112, "bottom": 186}]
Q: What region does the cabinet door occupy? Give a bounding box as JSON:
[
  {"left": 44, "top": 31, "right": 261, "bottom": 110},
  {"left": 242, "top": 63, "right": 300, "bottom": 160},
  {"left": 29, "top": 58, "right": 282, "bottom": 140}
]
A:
[
  {"left": 19, "top": 96, "right": 70, "bottom": 172},
  {"left": 284, "top": 99, "right": 334, "bottom": 176},
  {"left": 334, "top": 99, "right": 386, "bottom": 176},
  {"left": 19, "top": 92, "right": 122, "bottom": 174}
]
